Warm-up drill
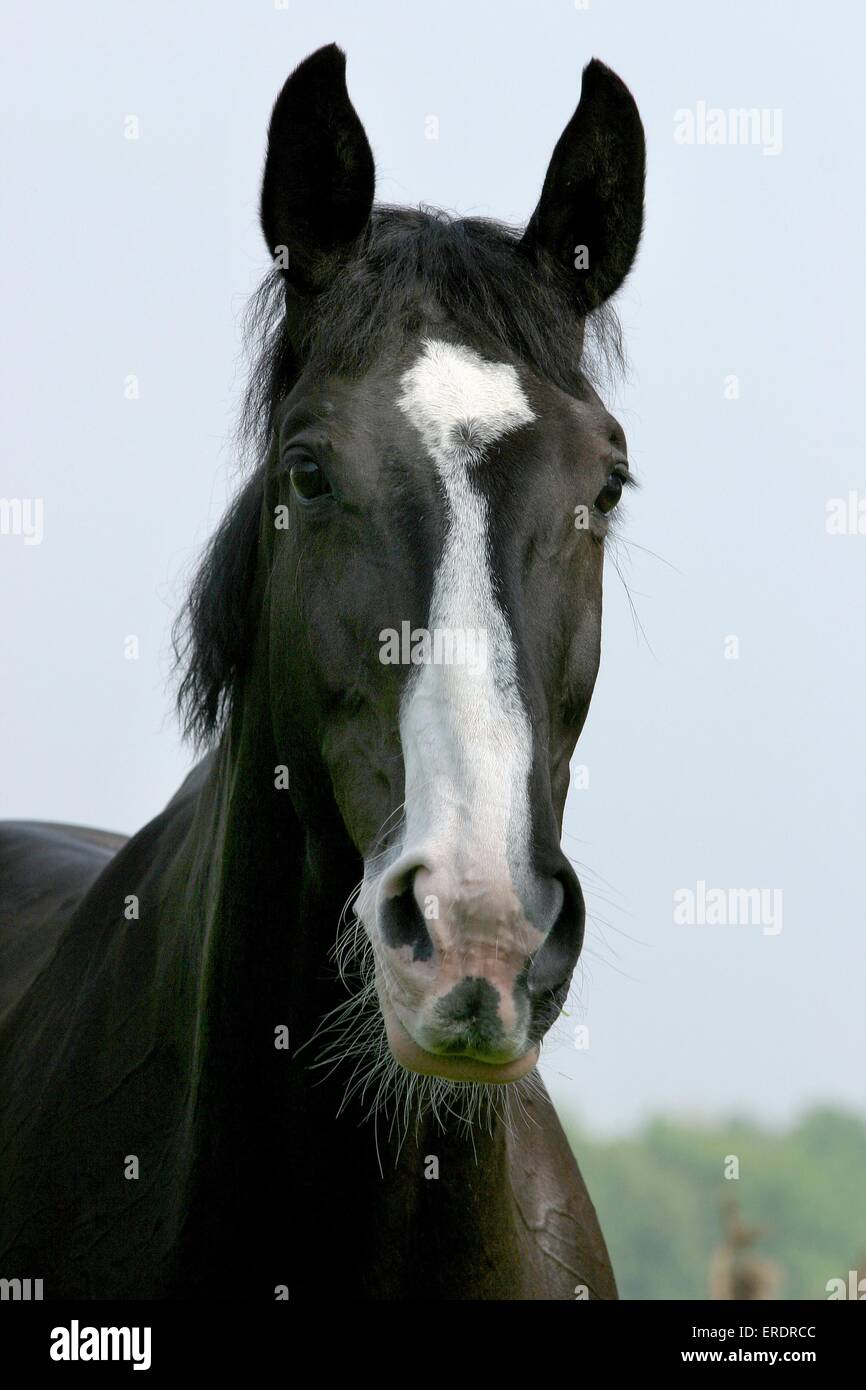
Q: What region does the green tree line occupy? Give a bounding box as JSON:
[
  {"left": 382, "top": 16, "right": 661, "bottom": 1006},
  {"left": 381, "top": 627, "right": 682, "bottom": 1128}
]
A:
[{"left": 561, "top": 1107, "right": 866, "bottom": 1300}]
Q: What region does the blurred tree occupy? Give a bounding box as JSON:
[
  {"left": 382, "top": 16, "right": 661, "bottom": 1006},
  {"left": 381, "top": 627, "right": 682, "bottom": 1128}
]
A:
[{"left": 560, "top": 1107, "right": 866, "bottom": 1300}]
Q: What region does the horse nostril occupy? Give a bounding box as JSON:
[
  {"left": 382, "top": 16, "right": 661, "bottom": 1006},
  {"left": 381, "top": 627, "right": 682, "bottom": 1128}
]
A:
[
  {"left": 379, "top": 883, "right": 435, "bottom": 962},
  {"left": 527, "top": 867, "right": 585, "bottom": 1000}
]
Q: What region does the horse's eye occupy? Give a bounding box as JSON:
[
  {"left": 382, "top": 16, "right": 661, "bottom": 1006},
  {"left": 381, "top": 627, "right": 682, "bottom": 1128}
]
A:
[
  {"left": 595, "top": 474, "right": 624, "bottom": 515},
  {"left": 289, "top": 457, "right": 332, "bottom": 503}
]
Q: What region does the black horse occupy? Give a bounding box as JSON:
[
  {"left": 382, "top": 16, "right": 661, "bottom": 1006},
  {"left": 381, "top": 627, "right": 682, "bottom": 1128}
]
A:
[{"left": 0, "top": 45, "right": 645, "bottom": 1300}]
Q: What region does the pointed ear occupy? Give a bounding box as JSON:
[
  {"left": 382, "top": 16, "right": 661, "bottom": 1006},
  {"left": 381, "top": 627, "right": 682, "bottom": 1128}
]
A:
[
  {"left": 260, "top": 44, "right": 375, "bottom": 294},
  {"left": 522, "top": 59, "right": 645, "bottom": 314}
]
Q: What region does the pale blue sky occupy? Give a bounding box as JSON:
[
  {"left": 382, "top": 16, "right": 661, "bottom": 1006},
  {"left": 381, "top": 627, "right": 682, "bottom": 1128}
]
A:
[{"left": 2, "top": 0, "right": 863, "bottom": 1131}]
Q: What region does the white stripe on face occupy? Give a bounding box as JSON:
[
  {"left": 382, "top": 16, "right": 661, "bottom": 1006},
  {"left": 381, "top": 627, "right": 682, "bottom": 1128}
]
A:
[{"left": 391, "top": 339, "right": 545, "bottom": 952}]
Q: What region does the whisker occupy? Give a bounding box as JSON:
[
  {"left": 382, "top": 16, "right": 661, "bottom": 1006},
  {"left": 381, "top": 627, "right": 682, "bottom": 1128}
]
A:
[{"left": 307, "top": 912, "right": 545, "bottom": 1148}]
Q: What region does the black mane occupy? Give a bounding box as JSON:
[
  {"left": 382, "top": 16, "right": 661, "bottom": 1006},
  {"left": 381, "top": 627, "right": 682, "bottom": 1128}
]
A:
[{"left": 176, "top": 206, "right": 625, "bottom": 745}]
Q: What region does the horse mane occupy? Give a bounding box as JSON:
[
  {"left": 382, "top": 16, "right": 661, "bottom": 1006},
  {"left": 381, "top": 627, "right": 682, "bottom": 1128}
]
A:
[{"left": 175, "top": 205, "right": 626, "bottom": 746}]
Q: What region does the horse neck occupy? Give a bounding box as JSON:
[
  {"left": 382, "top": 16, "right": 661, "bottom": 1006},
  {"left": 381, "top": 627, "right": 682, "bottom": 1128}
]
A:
[
  {"left": 187, "top": 680, "right": 363, "bottom": 1065},
  {"left": 175, "top": 685, "right": 521, "bottom": 1295}
]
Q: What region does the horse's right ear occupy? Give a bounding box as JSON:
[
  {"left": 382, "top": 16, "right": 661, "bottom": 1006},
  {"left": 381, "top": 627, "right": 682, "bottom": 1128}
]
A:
[{"left": 260, "top": 44, "right": 375, "bottom": 295}]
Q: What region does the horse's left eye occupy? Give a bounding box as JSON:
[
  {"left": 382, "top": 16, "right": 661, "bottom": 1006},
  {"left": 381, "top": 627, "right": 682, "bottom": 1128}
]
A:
[
  {"left": 289, "top": 458, "right": 332, "bottom": 503},
  {"left": 595, "top": 474, "right": 624, "bottom": 514}
]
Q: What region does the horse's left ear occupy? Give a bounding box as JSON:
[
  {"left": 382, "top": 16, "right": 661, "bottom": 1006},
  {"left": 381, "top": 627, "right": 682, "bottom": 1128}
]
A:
[
  {"left": 521, "top": 59, "right": 645, "bottom": 313},
  {"left": 260, "top": 44, "right": 375, "bottom": 294}
]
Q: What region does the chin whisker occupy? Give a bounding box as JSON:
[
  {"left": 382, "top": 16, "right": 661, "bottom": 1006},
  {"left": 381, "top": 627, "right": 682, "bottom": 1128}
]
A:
[{"left": 304, "top": 912, "right": 544, "bottom": 1151}]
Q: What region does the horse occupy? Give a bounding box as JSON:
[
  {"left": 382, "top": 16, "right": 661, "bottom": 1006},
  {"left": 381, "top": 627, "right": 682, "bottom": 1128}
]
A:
[{"left": 0, "top": 43, "right": 645, "bottom": 1300}]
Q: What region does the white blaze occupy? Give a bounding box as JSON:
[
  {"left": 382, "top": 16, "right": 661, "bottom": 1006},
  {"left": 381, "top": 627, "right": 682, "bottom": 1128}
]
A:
[{"left": 394, "top": 339, "right": 539, "bottom": 927}]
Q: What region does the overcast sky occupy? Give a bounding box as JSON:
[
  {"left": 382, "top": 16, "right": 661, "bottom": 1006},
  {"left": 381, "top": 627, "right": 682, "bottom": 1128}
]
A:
[{"left": 2, "top": 0, "right": 863, "bottom": 1132}]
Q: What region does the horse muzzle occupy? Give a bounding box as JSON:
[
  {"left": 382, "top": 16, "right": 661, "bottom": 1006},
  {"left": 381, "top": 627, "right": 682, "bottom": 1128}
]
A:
[{"left": 363, "top": 851, "right": 585, "bottom": 1082}]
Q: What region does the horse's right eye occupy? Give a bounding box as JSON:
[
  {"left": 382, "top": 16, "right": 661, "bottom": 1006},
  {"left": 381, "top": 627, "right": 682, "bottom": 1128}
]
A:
[
  {"left": 289, "top": 457, "right": 332, "bottom": 503},
  {"left": 594, "top": 474, "right": 624, "bottom": 514}
]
